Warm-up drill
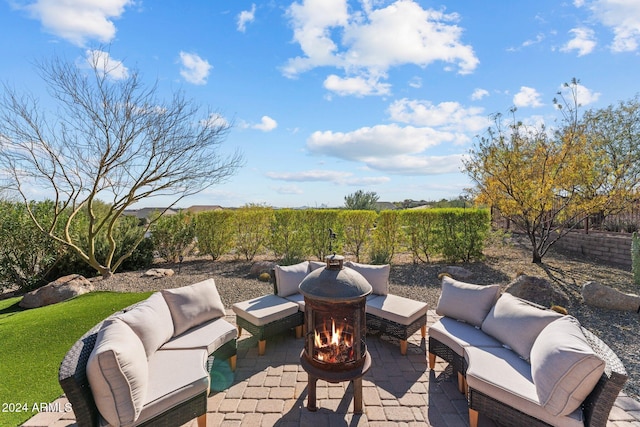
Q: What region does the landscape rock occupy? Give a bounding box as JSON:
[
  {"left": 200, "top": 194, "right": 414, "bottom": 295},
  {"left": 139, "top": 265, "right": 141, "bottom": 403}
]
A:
[
  {"left": 582, "top": 281, "right": 640, "bottom": 312},
  {"left": 19, "top": 274, "right": 94, "bottom": 309},
  {"left": 439, "top": 266, "right": 474, "bottom": 281},
  {"left": 504, "top": 274, "right": 569, "bottom": 308},
  {"left": 143, "top": 268, "right": 175, "bottom": 278},
  {"left": 250, "top": 261, "right": 276, "bottom": 277}
]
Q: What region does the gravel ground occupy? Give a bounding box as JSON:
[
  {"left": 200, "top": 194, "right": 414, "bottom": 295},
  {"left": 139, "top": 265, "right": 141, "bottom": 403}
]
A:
[{"left": 91, "top": 235, "right": 640, "bottom": 401}]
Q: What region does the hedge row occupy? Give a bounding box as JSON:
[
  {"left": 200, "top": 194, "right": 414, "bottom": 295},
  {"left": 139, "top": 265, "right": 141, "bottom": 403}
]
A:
[{"left": 160, "top": 207, "right": 491, "bottom": 265}]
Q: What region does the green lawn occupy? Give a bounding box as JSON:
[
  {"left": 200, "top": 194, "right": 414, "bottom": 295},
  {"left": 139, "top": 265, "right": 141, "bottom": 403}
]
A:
[{"left": 0, "top": 291, "right": 151, "bottom": 427}]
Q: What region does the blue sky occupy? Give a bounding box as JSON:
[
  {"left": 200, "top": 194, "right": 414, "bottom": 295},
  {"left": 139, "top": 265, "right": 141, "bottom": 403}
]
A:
[{"left": 1, "top": 0, "right": 639, "bottom": 208}]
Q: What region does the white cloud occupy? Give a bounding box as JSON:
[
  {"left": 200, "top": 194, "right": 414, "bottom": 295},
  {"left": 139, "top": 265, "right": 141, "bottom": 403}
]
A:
[
  {"left": 513, "top": 86, "right": 544, "bottom": 108},
  {"left": 201, "top": 113, "right": 229, "bottom": 129},
  {"left": 561, "top": 27, "right": 597, "bottom": 56},
  {"left": 409, "top": 77, "right": 422, "bottom": 89},
  {"left": 179, "top": 52, "right": 212, "bottom": 85},
  {"left": 387, "top": 99, "right": 489, "bottom": 135},
  {"left": 84, "top": 49, "right": 128, "bottom": 80},
  {"left": 323, "top": 74, "right": 391, "bottom": 96},
  {"left": 237, "top": 4, "right": 256, "bottom": 32},
  {"left": 365, "top": 153, "right": 466, "bottom": 175},
  {"left": 583, "top": 0, "right": 640, "bottom": 52},
  {"left": 266, "top": 169, "right": 390, "bottom": 186},
  {"left": 17, "top": 0, "right": 132, "bottom": 46},
  {"left": 252, "top": 116, "right": 278, "bottom": 132},
  {"left": 272, "top": 184, "right": 304, "bottom": 195},
  {"left": 283, "top": 0, "right": 478, "bottom": 96},
  {"left": 558, "top": 82, "right": 601, "bottom": 106},
  {"left": 471, "top": 88, "right": 489, "bottom": 101}
]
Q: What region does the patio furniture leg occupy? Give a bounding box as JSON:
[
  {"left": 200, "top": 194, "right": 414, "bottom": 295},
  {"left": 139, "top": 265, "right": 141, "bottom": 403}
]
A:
[
  {"left": 421, "top": 325, "right": 426, "bottom": 338},
  {"left": 469, "top": 408, "right": 479, "bottom": 427},
  {"left": 428, "top": 352, "right": 436, "bottom": 369},
  {"left": 229, "top": 355, "right": 237, "bottom": 372},
  {"left": 295, "top": 325, "right": 303, "bottom": 338},
  {"left": 458, "top": 372, "right": 465, "bottom": 394},
  {"left": 400, "top": 340, "right": 408, "bottom": 355},
  {"left": 258, "top": 339, "right": 266, "bottom": 355},
  {"left": 307, "top": 375, "right": 318, "bottom": 411},
  {"left": 197, "top": 413, "right": 207, "bottom": 427},
  {"left": 237, "top": 325, "right": 242, "bottom": 336},
  {"left": 353, "top": 378, "right": 363, "bottom": 414}
]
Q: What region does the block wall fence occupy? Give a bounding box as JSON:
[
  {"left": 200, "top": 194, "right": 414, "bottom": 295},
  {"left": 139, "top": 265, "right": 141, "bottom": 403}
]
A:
[{"left": 553, "top": 231, "right": 632, "bottom": 268}]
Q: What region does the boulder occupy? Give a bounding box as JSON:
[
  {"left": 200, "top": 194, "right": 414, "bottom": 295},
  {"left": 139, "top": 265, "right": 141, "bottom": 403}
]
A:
[
  {"left": 250, "top": 261, "right": 276, "bottom": 277},
  {"left": 19, "top": 274, "right": 94, "bottom": 309},
  {"left": 143, "top": 268, "right": 175, "bottom": 278},
  {"left": 439, "top": 266, "right": 474, "bottom": 282},
  {"left": 504, "top": 274, "right": 569, "bottom": 308},
  {"left": 582, "top": 281, "right": 640, "bottom": 312}
]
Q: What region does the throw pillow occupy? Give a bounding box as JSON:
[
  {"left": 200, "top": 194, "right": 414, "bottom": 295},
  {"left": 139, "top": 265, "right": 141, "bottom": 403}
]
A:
[
  {"left": 435, "top": 276, "right": 501, "bottom": 327},
  {"left": 344, "top": 261, "right": 390, "bottom": 295},
  {"left": 481, "top": 292, "right": 562, "bottom": 361},
  {"left": 87, "top": 318, "right": 148, "bottom": 426},
  {"left": 274, "top": 261, "right": 310, "bottom": 297},
  {"left": 161, "top": 279, "right": 226, "bottom": 336},
  {"left": 530, "top": 316, "right": 605, "bottom": 416},
  {"left": 117, "top": 292, "right": 175, "bottom": 358}
]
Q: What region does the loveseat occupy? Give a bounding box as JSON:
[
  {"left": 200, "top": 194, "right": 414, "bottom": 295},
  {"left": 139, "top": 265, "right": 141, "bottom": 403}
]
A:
[
  {"left": 428, "top": 276, "right": 628, "bottom": 427},
  {"left": 232, "top": 259, "right": 428, "bottom": 355},
  {"left": 58, "top": 279, "right": 237, "bottom": 427}
]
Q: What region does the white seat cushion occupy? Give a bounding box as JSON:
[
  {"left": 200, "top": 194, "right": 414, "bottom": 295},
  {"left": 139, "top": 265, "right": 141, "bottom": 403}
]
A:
[
  {"left": 530, "top": 316, "right": 605, "bottom": 416},
  {"left": 481, "top": 293, "right": 562, "bottom": 360},
  {"left": 161, "top": 317, "right": 237, "bottom": 355},
  {"left": 345, "top": 261, "right": 390, "bottom": 295},
  {"left": 428, "top": 317, "right": 502, "bottom": 357},
  {"left": 465, "top": 345, "right": 584, "bottom": 427},
  {"left": 86, "top": 318, "right": 148, "bottom": 427},
  {"left": 436, "top": 276, "right": 501, "bottom": 327},
  {"left": 116, "top": 292, "right": 175, "bottom": 358},
  {"left": 284, "top": 292, "right": 305, "bottom": 311},
  {"left": 232, "top": 294, "right": 299, "bottom": 326},
  {"left": 162, "top": 279, "right": 227, "bottom": 336},
  {"left": 274, "top": 261, "right": 310, "bottom": 297},
  {"left": 366, "top": 294, "right": 427, "bottom": 326},
  {"left": 135, "top": 348, "right": 209, "bottom": 425}
]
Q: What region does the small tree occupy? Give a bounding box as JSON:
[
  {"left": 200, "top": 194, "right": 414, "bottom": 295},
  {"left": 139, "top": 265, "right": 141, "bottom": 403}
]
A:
[
  {"left": 195, "top": 210, "right": 235, "bottom": 261},
  {"left": 344, "top": 190, "right": 379, "bottom": 210},
  {"left": 150, "top": 211, "right": 196, "bottom": 262},
  {"left": 341, "top": 210, "right": 377, "bottom": 262},
  {"left": 0, "top": 50, "right": 242, "bottom": 278},
  {"left": 234, "top": 205, "right": 273, "bottom": 261}
]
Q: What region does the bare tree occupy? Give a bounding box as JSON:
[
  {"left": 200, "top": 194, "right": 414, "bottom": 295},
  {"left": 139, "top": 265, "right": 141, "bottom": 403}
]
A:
[{"left": 0, "top": 50, "right": 243, "bottom": 278}]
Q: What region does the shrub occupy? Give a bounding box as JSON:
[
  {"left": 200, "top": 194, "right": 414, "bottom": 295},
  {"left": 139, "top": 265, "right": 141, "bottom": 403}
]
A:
[
  {"left": 304, "top": 209, "right": 342, "bottom": 260},
  {"left": 400, "top": 209, "right": 437, "bottom": 263},
  {"left": 196, "top": 210, "right": 235, "bottom": 260},
  {"left": 269, "top": 209, "right": 308, "bottom": 265},
  {"left": 0, "top": 200, "right": 64, "bottom": 292},
  {"left": 150, "top": 211, "right": 196, "bottom": 263},
  {"left": 340, "top": 210, "right": 377, "bottom": 262},
  {"left": 632, "top": 232, "right": 640, "bottom": 286},
  {"left": 370, "top": 210, "right": 401, "bottom": 264},
  {"left": 234, "top": 205, "right": 273, "bottom": 261}
]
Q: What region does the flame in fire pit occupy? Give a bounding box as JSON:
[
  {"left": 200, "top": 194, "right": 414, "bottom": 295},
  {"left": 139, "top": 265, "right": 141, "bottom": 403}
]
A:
[{"left": 313, "top": 318, "right": 354, "bottom": 363}]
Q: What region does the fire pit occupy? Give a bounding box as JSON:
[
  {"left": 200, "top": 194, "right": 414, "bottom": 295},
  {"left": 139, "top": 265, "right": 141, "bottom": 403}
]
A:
[{"left": 299, "top": 254, "right": 372, "bottom": 414}]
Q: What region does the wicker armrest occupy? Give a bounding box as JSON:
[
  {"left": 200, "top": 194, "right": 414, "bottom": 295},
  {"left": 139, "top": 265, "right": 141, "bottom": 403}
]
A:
[{"left": 581, "top": 327, "right": 628, "bottom": 427}]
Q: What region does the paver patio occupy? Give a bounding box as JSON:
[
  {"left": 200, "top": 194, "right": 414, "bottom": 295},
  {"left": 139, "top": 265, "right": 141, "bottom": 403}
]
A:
[{"left": 22, "top": 311, "right": 640, "bottom": 427}]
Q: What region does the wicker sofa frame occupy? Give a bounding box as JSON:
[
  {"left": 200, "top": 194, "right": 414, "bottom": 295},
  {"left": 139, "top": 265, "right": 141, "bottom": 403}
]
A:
[
  {"left": 428, "top": 319, "right": 627, "bottom": 427},
  {"left": 58, "top": 305, "right": 237, "bottom": 427}
]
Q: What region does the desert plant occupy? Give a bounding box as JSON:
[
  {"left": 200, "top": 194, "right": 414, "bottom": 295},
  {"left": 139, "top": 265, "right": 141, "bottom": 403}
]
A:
[
  {"left": 150, "top": 211, "right": 196, "bottom": 262},
  {"left": 196, "top": 210, "right": 236, "bottom": 260},
  {"left": 632, "top": 232, "right": 640, "bottom": 285}
]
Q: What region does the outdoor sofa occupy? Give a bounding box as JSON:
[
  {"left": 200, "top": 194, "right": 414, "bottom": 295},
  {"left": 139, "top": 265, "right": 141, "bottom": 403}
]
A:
[
  {"left": 232, "top": 259, "right": 428, "bottom": 355},
  {"left": 428, "top": 276, "right": 628, "bottom": 427},
  {"left": 58, "top": 279, "right": 237, "bottom": 427}
]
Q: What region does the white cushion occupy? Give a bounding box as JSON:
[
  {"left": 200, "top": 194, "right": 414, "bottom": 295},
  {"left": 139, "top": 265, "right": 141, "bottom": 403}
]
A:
[
  {"left": 436, "top": 276, "right": 501, "bottom": 327},
  {"left": 530, "top": 316, "right": 605, "bottom": 416},
  {"left": 428, "top": 317, "right": 502, "bottom": 357},
  {"left": 116, "top": 292, "right": 174, "bottom": 358},
  {"left": 161, "top": 279, "right": 226, "bottom": 336},
  {"left": 308, "top": 260, "right": 326, "bottom": 271},
  {"left": 465, "top": 345, "right": 584, "bottom": 427},
  {"left": 366, "top": 294, "right": 427, "bottom": 326},
  {"left": 136, "top": 348, "right": 209, "bottom": 425},
  {"left": 284, "top": 292, "right": 306, "bottom": 311},
  {"left": 87, "top": 318, "right": 148, "bottom": 427},
  {"left": 274, "top": 261, "right": 310, "bottom": 297},
  {"left": 161, "top": 317, "right": 237, "bottom": 354},
  {"left": 481, "top": 293, "right": 562, "bottom": 360},
  {"left": 344, "top": 261, "right": 390, "bottom": 295},
  {"left": 232, "top": 294, "right": 299, "bottom": 326}
]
